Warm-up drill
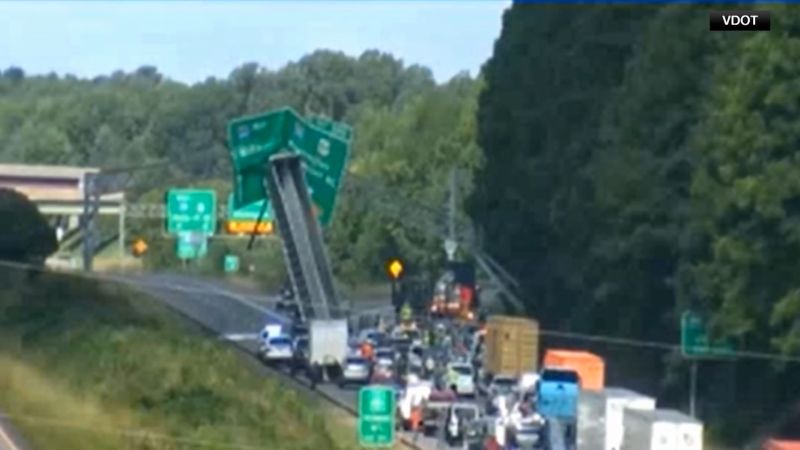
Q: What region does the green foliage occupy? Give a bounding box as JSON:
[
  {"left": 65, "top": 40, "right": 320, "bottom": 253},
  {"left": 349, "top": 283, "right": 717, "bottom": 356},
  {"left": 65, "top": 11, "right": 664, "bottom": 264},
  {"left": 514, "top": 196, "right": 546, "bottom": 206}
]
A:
[
  {"left": 328, "top": 75, "right": 483, "bottom": 284},
  {"left": 0, "top": 50, "right": 462, "bottom": 280},
  {"left": 0, "top": 188, "right": 57, "bottom": 263},
  {"left": 470, "top": 3, "right": 800, "bottom": 444},
  {"left": 0, "top": 268, "right": 350, "bottom": 450}
]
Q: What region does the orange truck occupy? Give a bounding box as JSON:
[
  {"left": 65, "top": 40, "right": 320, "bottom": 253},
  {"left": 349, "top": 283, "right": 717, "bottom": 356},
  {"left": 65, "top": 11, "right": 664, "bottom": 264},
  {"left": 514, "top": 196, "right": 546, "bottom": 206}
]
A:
[{"left": 543, "top": 349, "right": 605, "bottom": 391}]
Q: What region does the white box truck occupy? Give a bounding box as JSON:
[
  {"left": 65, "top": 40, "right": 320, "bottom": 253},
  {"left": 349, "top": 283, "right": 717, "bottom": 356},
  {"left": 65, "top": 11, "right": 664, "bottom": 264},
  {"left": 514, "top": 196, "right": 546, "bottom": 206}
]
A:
[
  {"left": 577, "top": 388, "right": 656, "bottom": 450},
  {"left": 621, "top": 408, "right": 703, "bottom": 450},
  {"left": 307, "top": 319, "right": 348, "bottom": 387}
]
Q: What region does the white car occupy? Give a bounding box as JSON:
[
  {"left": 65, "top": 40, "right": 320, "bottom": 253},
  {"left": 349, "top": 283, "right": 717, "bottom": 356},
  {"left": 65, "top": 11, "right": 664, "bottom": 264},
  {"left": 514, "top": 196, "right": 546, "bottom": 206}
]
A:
[
  {"left": 260, "top": 334, "right": 294, "bottom": 364},
  {"left": 488, "top": 375, "right": 518, "bottom": 398},
  {"left": 340, "top": 356, "right": 371, "bottom": 386},
  {"left": 447, "top": 363, "right": 476, "bottom": 397},
  {"left": 518, "top": 372, "right": 540, "bottom": 394},
  {"left": 375, "top": 348, "right": 395, "bottom": 366},
  {"left": 260, "top": 324, "right": 283, "bottom": 341}
]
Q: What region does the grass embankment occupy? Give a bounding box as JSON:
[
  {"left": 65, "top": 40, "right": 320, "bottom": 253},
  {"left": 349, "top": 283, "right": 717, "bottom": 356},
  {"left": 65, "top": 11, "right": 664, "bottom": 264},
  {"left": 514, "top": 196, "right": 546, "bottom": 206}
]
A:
[{"left": 0, "top": 268, "right": 355, "bottom": 450}]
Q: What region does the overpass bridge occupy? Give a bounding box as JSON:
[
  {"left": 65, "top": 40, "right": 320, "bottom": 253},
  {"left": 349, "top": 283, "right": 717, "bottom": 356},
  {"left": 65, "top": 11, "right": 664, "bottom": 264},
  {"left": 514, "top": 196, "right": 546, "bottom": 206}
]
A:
[{"left": 0, "top": 164, "right": 125, "bottom": 264}]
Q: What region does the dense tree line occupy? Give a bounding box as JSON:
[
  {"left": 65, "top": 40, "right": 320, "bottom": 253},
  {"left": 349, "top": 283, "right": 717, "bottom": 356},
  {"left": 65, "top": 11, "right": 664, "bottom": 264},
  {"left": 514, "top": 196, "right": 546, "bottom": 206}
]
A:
[
  {"left": 4, "top": 4, "right": 800, "bottom": 444},
  {"left": 0, "top": 50, "right": 481, "bottom": 282},
  {"left": 470, "top": 3, "right": 800, "bottom": 445}
]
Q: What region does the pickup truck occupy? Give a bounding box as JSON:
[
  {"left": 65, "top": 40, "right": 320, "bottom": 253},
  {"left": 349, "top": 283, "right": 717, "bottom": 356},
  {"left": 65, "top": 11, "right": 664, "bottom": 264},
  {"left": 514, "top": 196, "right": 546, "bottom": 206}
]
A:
[{"left": 537, "top": 367, "right": 580, "bottom": 422}]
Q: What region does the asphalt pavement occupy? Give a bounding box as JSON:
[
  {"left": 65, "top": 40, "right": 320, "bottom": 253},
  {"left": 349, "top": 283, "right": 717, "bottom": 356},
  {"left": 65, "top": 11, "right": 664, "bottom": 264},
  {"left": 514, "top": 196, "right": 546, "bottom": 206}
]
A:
[
  {"left": 117, "top": 272, "right": 452, "bottom": 450},
  {"left": 0, "top": 415, "right": 29, "bottom": 450}
]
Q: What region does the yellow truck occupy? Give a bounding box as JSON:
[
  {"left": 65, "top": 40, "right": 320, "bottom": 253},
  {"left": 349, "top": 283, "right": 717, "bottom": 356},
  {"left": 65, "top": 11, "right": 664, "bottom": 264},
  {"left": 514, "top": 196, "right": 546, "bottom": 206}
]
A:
[{"left": 483, "top": 315, "right": 540, "bottom": 377}]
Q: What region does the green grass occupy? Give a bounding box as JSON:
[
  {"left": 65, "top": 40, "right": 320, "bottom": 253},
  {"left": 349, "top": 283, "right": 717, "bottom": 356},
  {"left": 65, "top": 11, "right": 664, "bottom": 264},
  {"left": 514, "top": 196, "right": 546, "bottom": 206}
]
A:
[{"left": 0, "top": 268, "right": 356, "bottom": 450}]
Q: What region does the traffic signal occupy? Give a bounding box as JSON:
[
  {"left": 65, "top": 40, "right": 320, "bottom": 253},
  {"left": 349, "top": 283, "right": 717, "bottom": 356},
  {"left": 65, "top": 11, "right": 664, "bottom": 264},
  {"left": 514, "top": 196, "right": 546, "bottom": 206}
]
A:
[
  {"left": 131, "top": 239, "right": 148, "bottom": 257},
  {"left": 225, "top": 220, "right": 273, "bottom": 235},
  {"left": 386, "top": 258, "right": 404, "bottom": 280}
]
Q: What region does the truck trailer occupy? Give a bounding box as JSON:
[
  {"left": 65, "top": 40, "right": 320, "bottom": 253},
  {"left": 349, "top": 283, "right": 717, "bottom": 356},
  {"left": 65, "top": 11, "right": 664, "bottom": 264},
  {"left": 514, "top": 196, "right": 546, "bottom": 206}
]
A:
[
  {"left": 483, "top": 315, "right": 539, "bottom": 377},
  {"left": 621, "top": 408, "right": 703, "bottom": 450},
  {"left": 577, "top": 388, "right": 656, "bottom": 450}
]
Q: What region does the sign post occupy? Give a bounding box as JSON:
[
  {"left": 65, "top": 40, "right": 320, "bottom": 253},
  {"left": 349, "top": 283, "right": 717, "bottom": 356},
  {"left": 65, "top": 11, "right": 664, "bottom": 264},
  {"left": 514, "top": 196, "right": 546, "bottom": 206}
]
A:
[
  {"left": 358, "top": 386, "right": 395, "bottom": 447},
  {"left": 680, "top": 311, "right": 735, "bottom": 417}
]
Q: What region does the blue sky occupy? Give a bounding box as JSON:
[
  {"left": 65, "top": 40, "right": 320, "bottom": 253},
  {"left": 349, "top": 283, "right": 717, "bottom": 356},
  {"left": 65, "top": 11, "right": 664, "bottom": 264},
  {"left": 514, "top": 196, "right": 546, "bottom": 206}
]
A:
[{"left": 0, "top": 1, "right": 510, "bottom": 84}]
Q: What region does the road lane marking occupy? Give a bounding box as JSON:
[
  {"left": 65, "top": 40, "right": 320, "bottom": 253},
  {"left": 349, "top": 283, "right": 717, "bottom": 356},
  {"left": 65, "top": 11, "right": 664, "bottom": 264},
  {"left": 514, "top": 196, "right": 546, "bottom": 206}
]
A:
[{"left": 0, "top": 423, "right": 21, "bottom": 450}]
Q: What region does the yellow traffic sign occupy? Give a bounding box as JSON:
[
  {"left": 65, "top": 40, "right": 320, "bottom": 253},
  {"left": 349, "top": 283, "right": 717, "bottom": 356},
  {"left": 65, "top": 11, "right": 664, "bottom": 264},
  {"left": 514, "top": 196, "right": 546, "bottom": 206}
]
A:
[
  {"left": 132, "top": 239, "right": 148, "bottom": 256},
  {"left": 387, "top": 259, "right": 404, "bottom": 279}
]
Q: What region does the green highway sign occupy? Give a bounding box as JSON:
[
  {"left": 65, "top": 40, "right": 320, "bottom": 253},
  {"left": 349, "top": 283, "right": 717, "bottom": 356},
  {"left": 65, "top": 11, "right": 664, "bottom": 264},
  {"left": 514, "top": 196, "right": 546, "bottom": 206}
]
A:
[
  {"left": 227, "top": 108, "right": 352, "bottom": 226},
  {"left": 681, "top": 311, "right": 735, "bottom": 358},
  {"left": 165, "top": 189, "right": 217, "bottom": 234},
  {"left": 308, "top": 115, "right": 353, "bottom": 142},
  {"left": 232, "top": 169, "right": 268, "bottom": 211},
  {"left": 176, "top": 232, "right": 208, "bottom": 260},
  {"left": 358, "top": 386, "right": 395, "bottom": 447},
  {"left": 287, "top": 117, "right": 351, "bottom": 226},
  {"left": 223, "top": 254, "right": 240, "bottom": 273},
  {"left": 228, "top": 109, "right": 291, "bottom": 172},
  {"left": 227, "top": 193, "right": 271, "bottom": 221}
]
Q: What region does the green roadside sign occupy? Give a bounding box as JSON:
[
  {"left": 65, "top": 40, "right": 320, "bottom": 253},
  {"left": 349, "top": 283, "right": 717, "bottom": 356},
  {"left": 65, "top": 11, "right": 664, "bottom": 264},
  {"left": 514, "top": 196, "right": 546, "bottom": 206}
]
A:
[
  {"left": 226, "top": 193, "right": 271, "bottom": 221},
  {"left": 165, "top": 189, "right": 217, "bottom": 234},
  {"left": 287, "top": 116, "right": 350, "bottom": 226},
  {"left": 223, "top": 254, "right": 240, "bottom": 273},
  {"left": 680, "top": 311, "right": 735, "bottom": 358},
  {"left": 176, "top": 232, "right": 208, "bottom": 260},
  {"left": 358, "top": 386, "right": 395, "bottom": 447}
]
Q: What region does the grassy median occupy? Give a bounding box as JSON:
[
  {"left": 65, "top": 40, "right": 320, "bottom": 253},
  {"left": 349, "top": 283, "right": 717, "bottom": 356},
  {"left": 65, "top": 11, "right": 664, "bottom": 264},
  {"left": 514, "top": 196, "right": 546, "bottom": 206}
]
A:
[{"left": 0, "top": 267, "right": 354, "bottom": 450}]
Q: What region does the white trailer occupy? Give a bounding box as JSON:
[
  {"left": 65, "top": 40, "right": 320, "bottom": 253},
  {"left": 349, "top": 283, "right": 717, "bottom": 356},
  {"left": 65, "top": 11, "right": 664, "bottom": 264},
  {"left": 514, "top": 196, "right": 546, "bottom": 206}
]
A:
[
  {"left": 577, "top": 387, "right": 656, "bottom": 450},
  {"left": 308, "top": 319, "right": 348, "bottom": 384},
  {"left": 621, "top": 409, "right": 703, "bottom": 450}
]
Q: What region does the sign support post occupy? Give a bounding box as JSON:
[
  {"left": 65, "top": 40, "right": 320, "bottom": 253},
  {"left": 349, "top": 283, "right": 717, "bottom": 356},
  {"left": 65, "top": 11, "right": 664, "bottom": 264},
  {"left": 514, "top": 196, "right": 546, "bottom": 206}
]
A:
[
  {"left": 689, "top": 359, "right": 698, "bottom": 418},
  {"left": 680, "top": 310, "right": 735, "bottom": 419}
]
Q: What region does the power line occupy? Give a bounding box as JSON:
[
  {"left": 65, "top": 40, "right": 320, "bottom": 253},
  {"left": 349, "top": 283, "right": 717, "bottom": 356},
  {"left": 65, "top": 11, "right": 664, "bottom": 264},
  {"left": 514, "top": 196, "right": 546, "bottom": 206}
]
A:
[{"left": 2, "top": 259, "right": 799, "bottom": 364}]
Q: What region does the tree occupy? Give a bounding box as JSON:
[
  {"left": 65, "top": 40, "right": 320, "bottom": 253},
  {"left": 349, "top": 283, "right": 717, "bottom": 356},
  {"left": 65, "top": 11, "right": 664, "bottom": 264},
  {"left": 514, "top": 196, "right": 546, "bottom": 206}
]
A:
[
  {"left": 469, "top": 4, "right": 655, "bottom": 325},
  {"left": 0, "top": 188, "right": 56, "bottom": 263}
]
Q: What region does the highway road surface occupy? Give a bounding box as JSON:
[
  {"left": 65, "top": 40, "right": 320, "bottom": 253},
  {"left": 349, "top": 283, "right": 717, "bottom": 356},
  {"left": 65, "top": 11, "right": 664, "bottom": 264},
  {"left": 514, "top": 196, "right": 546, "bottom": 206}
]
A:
[
  {"left": 0, "top": 414, "right": 29, "bottom": 450},
  {"left": 118, "top": 272, "right": 450, "bottom": 450}
]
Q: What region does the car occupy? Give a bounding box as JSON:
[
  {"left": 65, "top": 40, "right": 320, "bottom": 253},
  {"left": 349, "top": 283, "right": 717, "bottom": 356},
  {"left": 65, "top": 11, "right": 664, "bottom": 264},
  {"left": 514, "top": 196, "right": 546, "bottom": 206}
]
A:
[
  {"left": 371, "top": 360, "right": 395, "bottom": 383},
  {"left": 512, "top": 417, "right": 545, "bottom": 449},
  {"left": 518, "top": 372, "right": 540, "bottom": 394},
  {"left": 340, "top": 356, "right": 371, "bottom": 387},
  {"left": 375, "top": 348, "right": 395, "bottom": 366},
  {"left": 404, "top": 329, "right": 423, "bottom": 347},
  {"left": 446, "top": 363, "right": 476, "bottom": 397},
  {"left": 488, "top": 374, "right": 518, "bottom": 399},
  {"left": 358, "top": 329, "right": 386, "bottom": 347},
  {"left": 259, "top": 334, "right": 294, "bottom": 365}
]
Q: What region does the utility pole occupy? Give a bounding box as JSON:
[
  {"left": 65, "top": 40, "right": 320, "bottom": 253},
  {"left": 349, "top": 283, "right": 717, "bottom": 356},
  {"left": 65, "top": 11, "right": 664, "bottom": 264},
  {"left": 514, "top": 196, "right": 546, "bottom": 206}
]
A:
[
  {"left": 445, "top": 168, "right": 458, "bottom": 261},
  {"left": 81, "top": 172, "right": 100, "bottom": 272}
]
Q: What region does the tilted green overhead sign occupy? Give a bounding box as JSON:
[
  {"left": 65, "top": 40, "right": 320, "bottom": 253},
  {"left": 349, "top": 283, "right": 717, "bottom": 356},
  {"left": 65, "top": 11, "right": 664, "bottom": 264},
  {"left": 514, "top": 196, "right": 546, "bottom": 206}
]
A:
[
  {"left": 226, "top": 193, "right": 271, "bottom": 221},
  {"left": 227, "top": 108, "right": 351, "bottom": 227},
  {"left": 308, "top": 115, "right": 353, "bottom": 142}
]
